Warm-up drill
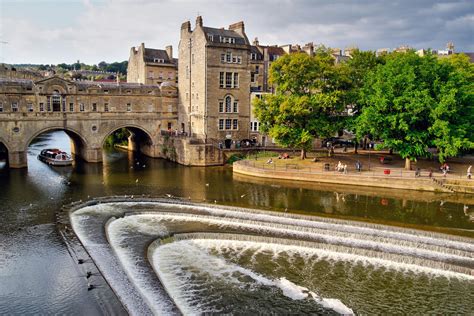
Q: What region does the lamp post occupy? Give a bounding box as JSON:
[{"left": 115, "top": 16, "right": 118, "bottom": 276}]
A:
[{"left": 368, "top": 142, "right": 372, "bottom": 171}]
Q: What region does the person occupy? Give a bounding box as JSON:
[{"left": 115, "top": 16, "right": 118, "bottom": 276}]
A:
[
  {"left": 415, "top": 168, "right": 421, "bottom": 177},
  {"left": 467, "top": 165, "right": 472, "bottom": 179},
  {"left": 343, "top": 164, "right": 348, "bottom": 174},
  {"left": 336, "top": 161, "right": 342, "bottom": 172},
  {"left": 429, "top": 168, "right": 433, "bottom": 178},
  {"left": 355, "top": 160, "right": 362, "bottom": 172},
  {"left": 266, "top": 158, "right": 273, "bottom": 164}
]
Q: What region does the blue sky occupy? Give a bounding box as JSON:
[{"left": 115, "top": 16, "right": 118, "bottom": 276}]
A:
[{"left": 1, "top": 0, "right": 473, "bottom": 64}]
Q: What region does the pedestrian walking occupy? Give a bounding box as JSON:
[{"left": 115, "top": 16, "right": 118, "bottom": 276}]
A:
[{"left": 467, "top": 165, "right": 472, "bottom": 179}]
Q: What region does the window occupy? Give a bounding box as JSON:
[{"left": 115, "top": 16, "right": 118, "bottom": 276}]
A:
[
  {"left": 226, "top": 52, "right": 231, "bottom": 63},
  {"left": 69, "top": 103, "right": 74, "bottom": 112},
  {"left": 225, "top": 119, "right": 232, "bottom": 130},
  {"left": 47, "top": 97, "right": 51, "bottom": 112},
  {"left": 233, "top": 101, "right": 238, "bottom": 113},
  {"left": 225, "top": 96, "right": 232, "bottom": 113},
  {"left": 208, "top": 34, "right": 214, "bottom": 41},
  {"left": 62, "top": 100, "right": 66, "bottom": 112},
  {"left": 0, "top": 103, "right": 3, "bottom": 112},
  {"left": 233, "top": 73, "right": 239, "bottom": 88},
  {"left": 251, "top": 121, "right": 259, "bottom": 131},
  {"left": 126, "top": 103, "right": 132, "bottom": 112},
  {"left": 219, "top": 101, "right": 224, "bottom": 113},
  {"left": 11, "top": 102, "right": 18, "bottom": 112},
  {"left": 255, "top": 66, "right": 260, "bottom": 74},
  {"left": 221, "top": 54, "right": 225, "bottom": 63},
  {"left": 233, "top": 119, "right": 238, "bottom": 130},
  {"left": 92, "top": 103, "right": 97, "bottom": 112},
  {"left": 251, "top": 53, "right": 257, "bottom": 60},
  {"left": 27, "top": 103, "right": 33, "bottom": 112},
  {"left": 225, "top": 73, "right": 232, "bottom": 88},
  {"left": 154, "top": 58, "right": 164, "bottom": 63},
  {"left": 80, "top": 103, "right": 85, "bottom": 112},
  {"left": 39, "top": 103, "right": 44, "bottom": 112},
  {"left": 104, "top": 103, "right": 109, "bottom": 112},
  {"left": 237, "top": 56, "right": 241, "bottom": 63},
  {"left": 251, "top": 73, "right": 256, "bottom": 83},
  {"left": 104, "top": 89, "right": 109, "bottom": 94},
  {"left": 219, "top": 72, "right": 224, "bottom": 88},
  {"left": 218, "top": 119, "right": 224, "bottom": 130}
]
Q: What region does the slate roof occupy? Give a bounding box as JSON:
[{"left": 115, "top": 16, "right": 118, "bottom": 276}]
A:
[
  {"left": 143, "top": 48, "right": 175, "bottom": 65},
  {"left": 203, "top": 26, "right": 247, "bottom": 45}
]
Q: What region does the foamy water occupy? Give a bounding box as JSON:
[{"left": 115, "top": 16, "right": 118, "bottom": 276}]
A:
[{"left": 69, "top": 200, "right": 474, "bottom": 315}]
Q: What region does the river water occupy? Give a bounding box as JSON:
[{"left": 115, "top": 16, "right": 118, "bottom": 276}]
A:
[{"left": 0, "top": 131, "right": 473, "bottom": 314}]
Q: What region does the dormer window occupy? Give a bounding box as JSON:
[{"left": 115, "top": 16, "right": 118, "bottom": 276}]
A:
[
  {"left": 220, "top": 37, "right": 235, "bottom": 44},
  {"left": 251, "top": 53, "right": 258, "bottom": 60},
  {"left": 153, "top": 58, "right": 165, "bottom": 63},
  {"left": 207, "top": 34, "right": 214, "bottom": 41}
]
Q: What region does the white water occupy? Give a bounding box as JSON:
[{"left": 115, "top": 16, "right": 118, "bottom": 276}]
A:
[
  {"left": 69, "top": 200, "right": 474, "bottom": 315},
  {"left": 152, "top": 238, "right": 354, "bottom": 315}
]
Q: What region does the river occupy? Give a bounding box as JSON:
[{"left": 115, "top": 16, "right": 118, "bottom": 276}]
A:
[{"left": 0, "top": 131, "right": 473, "bottom": 314}]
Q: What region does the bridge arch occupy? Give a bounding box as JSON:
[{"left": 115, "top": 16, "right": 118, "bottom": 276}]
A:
[
  {"left": 23, "top": 126, "right": 91, "bottom": 165},
  {"left": 101, "top": 124, "right": 158, "bottom": 157},
  {"left": 0, "top": 137, "right": 10, "bottom": 167}
]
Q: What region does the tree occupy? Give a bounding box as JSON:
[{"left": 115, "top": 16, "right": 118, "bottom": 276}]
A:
[
  {"left": 429, "top": 53, "right": 474, "bottom": 162},
  {"left": 254, "top": 49, "right": 349, "bottom": 159},
  {"left": 355, "top": 51, "right": 473, "bottom": 170}
]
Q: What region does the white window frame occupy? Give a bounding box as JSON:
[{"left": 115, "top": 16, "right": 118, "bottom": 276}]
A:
[
  {"left": 69, "top": 103, "right": 74, "bottom": 112},
  {"left": 39, "top": 103, "right": 44, "bottom": 112},
  {"left": 218, "top": 119, "right": 224, "bottom": 130},
  {"left": 225, "top": 118, "right": 232, "bottom": 130},
  {"left": 11, "top": 102, "right": 18, "bottom": 112},
  {"left": 80, "top": 103, "right": 85, "bottom": 112},
  {"left": 27, "top": 103, "right": 33, "bottom": 112},
  {"left": 104, "top": 103, "right": 109, "bottom": 112}
]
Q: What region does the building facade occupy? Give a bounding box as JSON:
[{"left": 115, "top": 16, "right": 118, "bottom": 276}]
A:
[
  {"left": 178, "top": 16, "right": 252, "bottom": 148},
  {"left": 127, "top": 43, "right": 178, "bottom": 86}
]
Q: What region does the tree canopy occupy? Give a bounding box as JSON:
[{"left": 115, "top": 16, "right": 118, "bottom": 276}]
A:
[
  {"left": 253, "top": 48, "right": 350, "bottom": 159},
  {"left": 354, "top": 51, "right": 473, "bottom": 168}
]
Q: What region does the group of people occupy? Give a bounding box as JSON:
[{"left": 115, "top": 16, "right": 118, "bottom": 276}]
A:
[{"left": 335, "top": 161, "right": 348, "bottom": 174}]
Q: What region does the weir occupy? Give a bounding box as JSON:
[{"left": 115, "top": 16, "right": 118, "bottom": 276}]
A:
[{"left": 68, "top": 199, "right": 474, "bottom": 315}]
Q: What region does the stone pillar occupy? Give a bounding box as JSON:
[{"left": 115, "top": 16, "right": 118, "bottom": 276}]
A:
[
  {"left": 82, "top": 147, "right": 103, "bottom": 163},
  {"left": 8, "top": 151, "right": 27, "bottom": 168},
  {"left": 128, "top": 135, "right": 138, "bottom": 152}
]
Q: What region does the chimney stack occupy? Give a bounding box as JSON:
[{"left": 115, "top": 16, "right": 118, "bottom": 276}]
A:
[
  {"left": 229, "top": 21, "right": 245, "bottom": 35},
  {"left": 181, "top": 20, "right": 191, "bottom": 33},
  {"left": 196, "top": 15, "right": 203, "bottom": 27},
  {"left": 165, "top": 45, "right": 173, "bottom": 59},
  {"left": 253, "top": 37, "right": 259, "bottom": 46}
]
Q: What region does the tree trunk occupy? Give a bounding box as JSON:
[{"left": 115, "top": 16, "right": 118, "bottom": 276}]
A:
[
  {"left": 389, "top": 149, "right": 393, "bottom": 155},
  {"left": 300, "top": 148, "right": 306, "bottom": 160},
  {"left": 405, "top": 158, "right": 411, "bottom": 170},
  {"left": 354, "top": 142, "right": 358, "bottom": 154}
]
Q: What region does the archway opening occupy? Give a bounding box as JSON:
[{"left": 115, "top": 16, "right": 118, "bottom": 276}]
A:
[
  {"left": 103, "top": 126, "right": 154, "bottom": 156},
  {"left": 0, "top": 142, "right": 8, "bottom": 169},
  {"left": 27, "top": 129, "right": 87, "bottom": 167}
]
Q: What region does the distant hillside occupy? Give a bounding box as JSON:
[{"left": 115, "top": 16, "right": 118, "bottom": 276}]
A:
[{"left": 12, "top": 60, "right": 128, "bottom": 75}]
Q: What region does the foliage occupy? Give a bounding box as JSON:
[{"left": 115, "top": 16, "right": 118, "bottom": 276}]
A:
[
  {"left": 104, "top": 128, "right": 130, "bottom": 147},
  {"left": 254, "top": 49, "right": 350, "bottom": 159},
  {"left": 355, "top": 51, "right": 474, "bottom": 166}
]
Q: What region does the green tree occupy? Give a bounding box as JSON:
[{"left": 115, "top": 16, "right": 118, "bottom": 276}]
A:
[
  {"left": 355, "top": 51, "right": 473, "bottom": 169},
  {"left": 254, "top": 49, "right": 348, "bottom": 159}
]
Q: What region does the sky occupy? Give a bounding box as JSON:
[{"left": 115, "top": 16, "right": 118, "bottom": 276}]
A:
[{"left": 0, "top": 0, "right": 473, "bottom": 65}]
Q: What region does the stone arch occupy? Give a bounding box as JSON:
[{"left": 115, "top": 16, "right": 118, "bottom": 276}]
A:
[
  {"left": 0, "top": 136, "right": 9, "bottom": 167},
  {"left": 23, "top": 126, "right": 91, "bottom": 164},
  {"left": 101, "top": 124, "right": 158, "bottom": 157}
]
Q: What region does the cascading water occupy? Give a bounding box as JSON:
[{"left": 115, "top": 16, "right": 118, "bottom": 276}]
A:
[{"left": 69, "top": 199, "right": 474, "bottom": 315}]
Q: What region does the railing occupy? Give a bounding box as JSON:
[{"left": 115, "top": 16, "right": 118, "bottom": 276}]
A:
[{"left": 236, "top": 159, "right": 469, "bottom": 179}]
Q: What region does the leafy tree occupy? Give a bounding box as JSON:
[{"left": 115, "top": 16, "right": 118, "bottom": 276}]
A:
[
  {"left": 254, "top": 49, "right": 349, "bottom": 159},
  {"left": 355, "top": 51, "right": 473, "bottom": 169},
  {"left": 429, "top": 53, "right": 474, "bottom": 162}
]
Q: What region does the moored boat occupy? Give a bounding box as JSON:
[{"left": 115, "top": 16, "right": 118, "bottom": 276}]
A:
[{"left": 38, "top": 149, "right": 73, "bottom": 166}]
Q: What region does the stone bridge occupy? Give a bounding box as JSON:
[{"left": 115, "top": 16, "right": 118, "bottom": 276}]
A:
[
  {"left": 0, "top": 111, "right": 223, "bottom": 168},
  {"left": 0, "top": 77, "right": 223, "bottom": 168},
  {"left": 0, "top": 111, "right": 168, "bottom": 168}
]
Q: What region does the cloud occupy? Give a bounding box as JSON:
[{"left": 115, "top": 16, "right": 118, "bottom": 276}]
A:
[{"left": 1, "top": 0, "right": 473, "bottom": 64}]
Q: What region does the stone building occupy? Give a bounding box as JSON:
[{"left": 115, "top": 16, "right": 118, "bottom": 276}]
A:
[
  {"left": 178, "top": 16, "right": 251, "bottom": 148},
  {"left": 127, "top": 43, "right": 178, "bottom": 85}
]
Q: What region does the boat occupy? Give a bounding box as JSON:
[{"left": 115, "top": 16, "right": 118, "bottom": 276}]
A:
[{"left": 38, "top": 149, "right": 73, "bottom": 166}]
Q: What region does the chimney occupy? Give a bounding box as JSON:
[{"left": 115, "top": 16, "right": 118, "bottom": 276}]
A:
[
  {"left": 229, "top": 21, "right": 245, "bottom": 35},
  {"left": 196, "top": 15, "right": 203, "bottom": 27},
  {"left": 166, "top": 45, "right": 173, "bottom": 59},
  {"left": 253, "top": 37, "right": 259, "bottom": 46},
  {"left": 181, "top": 20, "right": 191, "bottom": 33}
]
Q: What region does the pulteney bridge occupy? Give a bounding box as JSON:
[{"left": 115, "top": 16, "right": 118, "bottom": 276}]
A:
[{"left": 0, "top": 76, "right": 222, "bottom": 168}]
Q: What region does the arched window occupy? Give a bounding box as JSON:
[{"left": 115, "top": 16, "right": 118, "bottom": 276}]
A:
[
  {"left": 225, "top": 96, "right": 232, "bottom": 113},
  {"left": 52, "top": 90, "right": 61, "bottom": 112}
]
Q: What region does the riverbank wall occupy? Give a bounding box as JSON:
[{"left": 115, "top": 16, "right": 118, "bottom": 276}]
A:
[{"left": 233, "top": 160, "right": 474, "bottom": 194}]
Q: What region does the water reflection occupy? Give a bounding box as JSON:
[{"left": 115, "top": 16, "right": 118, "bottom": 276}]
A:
[{"left": 0, "top": 130, "right": 473, "bottom": 313}]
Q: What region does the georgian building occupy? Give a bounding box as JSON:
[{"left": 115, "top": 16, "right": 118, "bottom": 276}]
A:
[
  {"left": 127, "top": 43, "right": 178, "bottom": 86},
  {"left": 0, "top": 76, "right": 178, "bottom": 130},
  {"left": 178, "top": 16, "right": 251, "bottom": 148}
]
